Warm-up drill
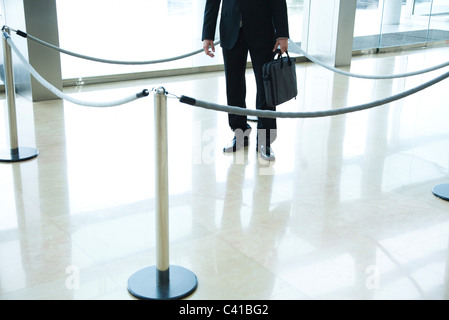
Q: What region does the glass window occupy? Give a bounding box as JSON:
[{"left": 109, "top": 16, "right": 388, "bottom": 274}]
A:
[
  {"left": 287, "top": 0, "right": 305, "bottom": 45},
  {"left": 56, "top": 0, "right": 305, "bottom": 81},
  {"left": 6, "top": 0, "right": 445, "bottom": 83},
  {"left": 56, "top": 0, "right": 218, "bottom": 80}
]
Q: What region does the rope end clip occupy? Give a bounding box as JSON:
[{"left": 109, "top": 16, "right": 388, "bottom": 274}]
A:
[{"left": 136, "top": 89, "right": 150, "bottom": 98}]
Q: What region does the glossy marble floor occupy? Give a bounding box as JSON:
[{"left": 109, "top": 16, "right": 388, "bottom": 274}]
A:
[{"left": 1, "top": 46, "right": 449, "bottom": 300}]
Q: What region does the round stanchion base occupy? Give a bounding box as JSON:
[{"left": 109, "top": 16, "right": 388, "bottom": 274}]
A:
[
  {"left": 0, "top": 147, "right": 39, "bottom": 163},
  {"left": 432, "top": 183, "right": 449, "bottom": 201},
  {"left": 127, "top": 265, "right": 198, "bottom": 300}
]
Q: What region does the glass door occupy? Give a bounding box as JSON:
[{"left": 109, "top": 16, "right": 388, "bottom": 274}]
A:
[
  {"left": 379, "top": 0, "right": 431, "bottom": 48},
  {"left": 353, "top": 0, "right": 383, "bottom": 50},
  {"left": 354, "top": 0, "right": 449, "bottom": 50},
  {"left": 427, "top": 0, "right": 449, "bottom": 43}
]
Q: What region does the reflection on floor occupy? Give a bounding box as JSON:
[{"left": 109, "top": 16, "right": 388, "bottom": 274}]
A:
[{"left": 1, "top": 45, "right": 449, "bottom": 300}]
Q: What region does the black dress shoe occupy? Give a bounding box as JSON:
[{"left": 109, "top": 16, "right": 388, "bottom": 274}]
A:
[
  {"left": 256, "top": 144, "right": 275, "bottom": 161},
  {"left": 223, "top": 136, "right": 249, "bottom": 153},
  {"left": 223, "top": 125, "right": 251, "bottom": 153}
]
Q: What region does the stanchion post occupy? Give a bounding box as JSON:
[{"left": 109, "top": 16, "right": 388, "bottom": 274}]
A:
[
  {"left": 0, "top": 27, "right": 38, "bottom": 162},
  {"left": 127, "top": 87, "right": 198, "bottom": 300},
  {"left": 155, "top": 86, "right": 170, "bottom": 285}
]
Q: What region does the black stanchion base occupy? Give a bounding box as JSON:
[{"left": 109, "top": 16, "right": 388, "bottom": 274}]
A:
[
  {"left": 432, "top": 183, "right": 449, "bottom": 201},
  {"left": 128, "top": 265, "right": 198, "bottom": 300},
  {"left": 0, "top": 147, "right": 39, "bottom": 163}
]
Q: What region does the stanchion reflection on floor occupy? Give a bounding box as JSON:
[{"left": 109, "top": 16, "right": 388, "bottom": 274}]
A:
[
  {"left": 127, "top": 87, "right": 198, "bottom": 300},
  {"left": 0, "top": 27, "right": 38, "bottom": 162}
]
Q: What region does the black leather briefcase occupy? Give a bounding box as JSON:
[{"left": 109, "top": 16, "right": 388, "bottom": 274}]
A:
[{"left": 262, "top": 49, "right": 297, "bottom": 107}]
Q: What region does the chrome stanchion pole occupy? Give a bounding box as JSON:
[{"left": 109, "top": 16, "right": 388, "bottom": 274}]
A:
[
  {"left": 127, "top": 87, "right": 198, "bottom": 300},
  {"left": 0, "top": 28, "right": 38, "bottom": 162},
  {"left": 155, "top": 85, "right": 170, "bottom": 285}
]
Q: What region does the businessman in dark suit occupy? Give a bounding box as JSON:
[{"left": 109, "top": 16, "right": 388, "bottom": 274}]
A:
[{"left": 202, "top": 0, "right": 289, "bottom": 161}]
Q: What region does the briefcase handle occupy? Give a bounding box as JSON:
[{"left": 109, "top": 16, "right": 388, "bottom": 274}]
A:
[{"left": 273, "top": 49, "right": 292, "bottom": 68}]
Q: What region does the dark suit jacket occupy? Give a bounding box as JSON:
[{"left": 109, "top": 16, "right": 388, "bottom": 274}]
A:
[{"left": 202, "top": 0, "right": 289, "bottom": 50}]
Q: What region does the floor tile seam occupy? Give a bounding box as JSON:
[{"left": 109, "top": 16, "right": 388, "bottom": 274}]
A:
[
  {"left": 51, "top": 221, "right": 126, "bottom": 268},
  {"left": 359, "top": 251, "right": 447, "bottom": 299},
  {"left": 386, "top": 185, "right": 449, "bottom": 221},
  {"left": 212, "top": 231, "right": 312, "bottom": 300},
  {"left": 0, "top": 263, "right": 122, "bottom": 300},
  {"left": 66, "top": 236, "right": 153, "bottom": 271},
  {"left": 392, "top": 248, "right": 449, "bottom": 280},
  {"left": 212, "top": 225, "right": 440, "bottom": 292},
  {"left": 267, "top": 243, "right": 443, "bottom": 300},
  {"left": 363, "top": 232, "right": 449, "bottom": 270},
  {"left": 0, "top": 189, "right": 56, "bottom": 225}
]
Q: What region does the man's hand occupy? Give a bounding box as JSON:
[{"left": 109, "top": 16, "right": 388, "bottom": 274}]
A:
[
  {"left": 203, "top": 39, "right": 215, "bottom": 58},
  {"left": 273, "top": 38, "right": 289, "bottom": 54}
]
